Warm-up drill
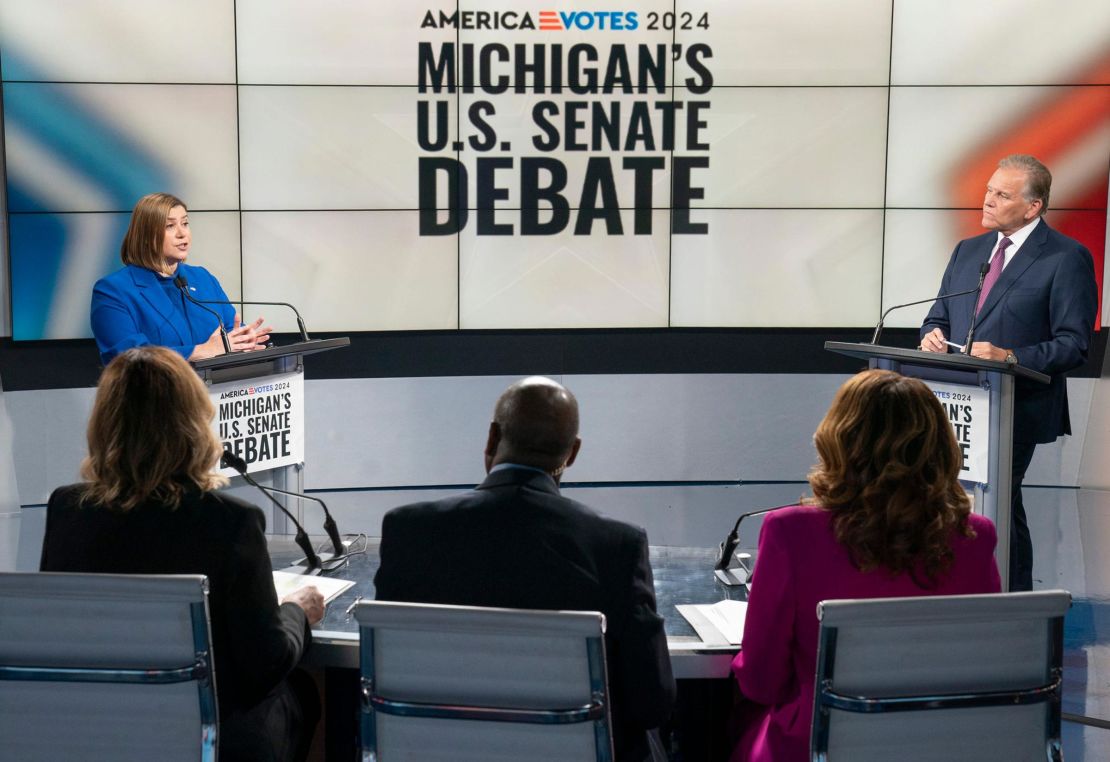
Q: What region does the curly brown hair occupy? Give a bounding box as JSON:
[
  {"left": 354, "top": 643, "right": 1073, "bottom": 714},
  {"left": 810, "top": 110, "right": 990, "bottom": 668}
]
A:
[
  {"left": 805, "top": 369, "right": 973, "bottom": 587},
  {"left": 81, "top": 346, "right": 226, "bottom": 511}
]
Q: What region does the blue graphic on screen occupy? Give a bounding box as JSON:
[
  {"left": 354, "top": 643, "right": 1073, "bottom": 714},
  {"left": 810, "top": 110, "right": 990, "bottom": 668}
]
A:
[
  {"left": 4, "top": 54, "right": 173, "bottom": 340},
  {"left": 9, "top": 214, "right": 66, "bottom": 337}
]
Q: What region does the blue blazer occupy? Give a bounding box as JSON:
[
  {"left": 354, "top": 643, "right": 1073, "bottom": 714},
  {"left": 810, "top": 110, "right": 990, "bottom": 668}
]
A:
[
  {"left": 921, "top": 220, "right": 1098, "bottom": 444},
  {"left": 91, "top": 263, "right": 236, "bottom": 365}
]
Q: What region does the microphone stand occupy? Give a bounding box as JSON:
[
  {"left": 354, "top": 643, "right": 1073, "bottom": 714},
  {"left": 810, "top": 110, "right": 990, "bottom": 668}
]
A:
[
  {"left": 221, "top": 452, "right": 321, "bottom": 574},
  {"left": 962, "top": 262, "right": 992, "bottom": 355},
  {"left": 714, "top": 504, "right": 793, "bottom": 586},
  {"left": 174, "top": 276, "right": 232, "bottom": 354},
  {"left": 194, "top": 298, "right": 311, "bottom": 342},
  {"left": 872, "top": 296, "right": 949, "bottom": 345},
  {"left": 253, "top": 482, "right": 347, "bottom": 559},
  {"left": 870, "top": 284, "right": 985, "bottom": 346}
]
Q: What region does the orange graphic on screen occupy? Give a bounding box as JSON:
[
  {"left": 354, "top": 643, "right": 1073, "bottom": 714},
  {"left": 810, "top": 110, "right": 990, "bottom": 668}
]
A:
[{"left": 951, "top": 53, "right": 1110, "bottom": 329}]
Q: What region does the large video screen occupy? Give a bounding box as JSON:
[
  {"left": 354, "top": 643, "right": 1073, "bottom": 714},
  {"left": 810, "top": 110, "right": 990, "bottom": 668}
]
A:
[{"left": 2, "top": 0, "right": 1107, "bottom": 338}]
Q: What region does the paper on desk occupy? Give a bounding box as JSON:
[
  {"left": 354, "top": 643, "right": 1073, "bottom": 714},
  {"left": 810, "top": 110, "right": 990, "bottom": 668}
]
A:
[
  {"left": 272, "top": 570, "right": 354, "bottom": 604},
  {"left": 676, "top": 599, "right": 747, "bottom": 646}
]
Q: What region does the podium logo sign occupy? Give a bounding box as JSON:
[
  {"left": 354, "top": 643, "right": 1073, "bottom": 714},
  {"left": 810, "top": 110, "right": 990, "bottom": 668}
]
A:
[
  {"left": 210, "top": 372, "right": 305, "bottom": 475},
  {"left": 928, "top": 381, "right": 989, "bottom": 484}
]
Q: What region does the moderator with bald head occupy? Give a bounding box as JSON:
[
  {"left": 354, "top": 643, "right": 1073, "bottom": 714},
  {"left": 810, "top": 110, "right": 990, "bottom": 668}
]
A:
[{"left": 489, "top": 377, "right": 580, "bottom": 474}]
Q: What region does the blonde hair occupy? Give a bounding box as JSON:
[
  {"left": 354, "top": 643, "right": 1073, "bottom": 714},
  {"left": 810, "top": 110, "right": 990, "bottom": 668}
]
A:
[
  {"left": 120, "top": 192, "right": 187, "bottom": 272},
  {"left": 805, "top": 369, "right": 973, "bottom": 587},
  {"left": 81, "top": 346, "right": 226, "bottom": 511}
]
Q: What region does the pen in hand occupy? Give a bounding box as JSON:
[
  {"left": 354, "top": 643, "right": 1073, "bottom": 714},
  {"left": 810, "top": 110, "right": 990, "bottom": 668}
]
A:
[{"left": 344, "top": 595, "right": 363, "bottom": 621}]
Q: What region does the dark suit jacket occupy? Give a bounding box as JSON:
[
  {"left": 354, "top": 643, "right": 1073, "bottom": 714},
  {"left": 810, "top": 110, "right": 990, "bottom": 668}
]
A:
[
  {"left": 374, "top": 467, "right": 676, "bottom": 761},
  {"left": 921, "top": 220, "right": 1098, "bottom": 443},
  {"left": 40, "top": 485, "right": 311, "bottom": 722},
  {"left": 90, "top": 262, "right": 236, "bottom": 364}
]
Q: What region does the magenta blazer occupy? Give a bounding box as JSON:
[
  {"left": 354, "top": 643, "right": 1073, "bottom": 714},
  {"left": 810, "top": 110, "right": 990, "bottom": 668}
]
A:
[{"left": 730, "top": 505, "right": 1002, "bottom": 762}]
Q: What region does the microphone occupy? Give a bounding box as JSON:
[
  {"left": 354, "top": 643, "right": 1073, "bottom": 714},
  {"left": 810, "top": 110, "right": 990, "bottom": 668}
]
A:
[
  {"left": 248, "top": 481, "right": 346, "bottom": 558},
  {"left": 192, "top": 296, "right": 311, "bottom": 343},
  {"left": 221, "top": 450, "right": 321, "bottom": 574},
  {"left": 962, "top": 261, "right": 992, "bottom": 356},
  {"left": 714, "top": 503, "right": 794, "bottom": 586},
  {"left": 870, "top": 280, "right": 990, "bottom": 346},
  {"left": 174, "top": 275, "right": 231, "bottom": 354}
]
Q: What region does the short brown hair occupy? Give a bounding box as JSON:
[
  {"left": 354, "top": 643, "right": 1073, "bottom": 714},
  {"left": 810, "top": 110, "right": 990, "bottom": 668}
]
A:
[
  {"left": 998, "top": 154, "right": 1051, "bottom": 214},
  {"left": 120, "top": 192, "right": 187, "bottom": 271},
  {"left": 81, "top": 346, "right": 226, "bottom": 511},
  {"left": 805, "top": 369, "right": 973, "bottom": 587}
]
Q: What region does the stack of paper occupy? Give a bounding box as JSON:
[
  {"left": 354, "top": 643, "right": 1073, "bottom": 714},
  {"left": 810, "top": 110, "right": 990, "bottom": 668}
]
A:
[
  {"left": 676, "top": 599, "right": 747, "bottom": 646},
  {"left": 272, "top": 570, "right": 355, "bottom": 604}
]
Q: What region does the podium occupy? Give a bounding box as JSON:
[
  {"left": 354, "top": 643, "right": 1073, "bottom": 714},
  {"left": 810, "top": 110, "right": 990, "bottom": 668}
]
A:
[
  {"left": 192, "top": 337, "right": 350, "bottom": 532},
  {"left": 191, "top": 337, "right": 350, "bottom": 385},
  {"left": 825, "top": 341, "right": 1049, "bottom": 590}
]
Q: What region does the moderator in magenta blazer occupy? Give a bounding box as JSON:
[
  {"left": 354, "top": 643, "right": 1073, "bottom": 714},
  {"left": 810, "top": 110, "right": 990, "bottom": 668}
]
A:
[{"left": 730, "top": 504, "right": 1002, "bottom": 762}]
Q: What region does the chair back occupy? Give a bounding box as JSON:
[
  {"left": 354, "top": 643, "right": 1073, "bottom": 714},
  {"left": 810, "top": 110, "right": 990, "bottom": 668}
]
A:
[
  {"left": 0, "top": 572, "right": 217, "bottom": 762},
  {"left": 811, "top": 590, "right": 1069, "bottom": 762},
  {"left": 354, "top": 600, "right": 613, "bottom": 761}
]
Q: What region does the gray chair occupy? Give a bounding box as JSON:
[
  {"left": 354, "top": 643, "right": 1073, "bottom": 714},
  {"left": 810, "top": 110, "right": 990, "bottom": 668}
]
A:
[
  {"left": 811, "top": 590, "right": 1070, "bottom": 762},
  {"left": 0, "top": 572, "right": 217, "bottom": 762},
  {"left": 354, "top": 600, "right": 614, "bottom": 761}
]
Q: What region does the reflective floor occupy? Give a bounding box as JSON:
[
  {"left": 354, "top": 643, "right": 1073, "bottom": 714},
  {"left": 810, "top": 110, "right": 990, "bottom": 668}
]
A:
[{"left": 1044, "top": 487, "right": 1110, "bottom": 759}]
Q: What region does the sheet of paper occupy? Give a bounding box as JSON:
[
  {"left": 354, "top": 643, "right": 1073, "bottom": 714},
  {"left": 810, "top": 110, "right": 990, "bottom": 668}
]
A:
[
  {"left": 702, "top": 599, "right": 746, "bottom": 644},
  {"left": 677, "top": 599, "right": 747, "bottom": 646},
  {"left": 272, "top": 570, "right": 354, "bottom": 604}
]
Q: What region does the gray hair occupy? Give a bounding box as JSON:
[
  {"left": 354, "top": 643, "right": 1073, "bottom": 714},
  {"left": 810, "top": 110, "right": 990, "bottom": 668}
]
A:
[{"left": 998, "top": 154, "right": 1051, "bottom": 214}]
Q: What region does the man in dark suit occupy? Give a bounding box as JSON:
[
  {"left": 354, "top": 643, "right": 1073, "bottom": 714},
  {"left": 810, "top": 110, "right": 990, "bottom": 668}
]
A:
[
  {"left": 374, "top": 376, "right": 676, "bottom": 761},
  {"left": 920, "top": 154, "right": 1098, "bottom": 591}
]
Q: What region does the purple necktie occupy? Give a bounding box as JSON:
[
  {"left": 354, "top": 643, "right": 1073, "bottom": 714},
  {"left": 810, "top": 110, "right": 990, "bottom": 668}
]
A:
[{"left": 975, "top": 237, "right": 1011, "bottom": 314}]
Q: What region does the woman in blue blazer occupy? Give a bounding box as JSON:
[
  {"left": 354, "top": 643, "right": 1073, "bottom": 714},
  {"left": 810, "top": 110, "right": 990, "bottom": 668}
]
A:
[{"left": 91, "top": 192, "right": 271, "bottom": 364}]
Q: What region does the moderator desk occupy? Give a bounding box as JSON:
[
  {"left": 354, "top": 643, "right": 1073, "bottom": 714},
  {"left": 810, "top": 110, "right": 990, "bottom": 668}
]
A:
[
  {"left": 270, "top": 539, "right": 743, "bottom": 760},
  {"left": 270, "top": 539, "right": 744, "bottom": 679}
]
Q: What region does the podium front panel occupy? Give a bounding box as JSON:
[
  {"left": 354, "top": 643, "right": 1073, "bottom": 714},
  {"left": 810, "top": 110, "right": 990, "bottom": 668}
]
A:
[{"left": 208, "top": 370, "right": 306, "bottom": 477}]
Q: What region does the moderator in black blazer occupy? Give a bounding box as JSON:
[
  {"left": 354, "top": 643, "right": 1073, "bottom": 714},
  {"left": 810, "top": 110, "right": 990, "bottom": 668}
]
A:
[
  {"left": 374, "top": 466, "right": 677, "bottom": 761},
  {"left": 921, "top": 219, "right": 1098, "bottom": 444},
  {"left": 40, "top": 485, "right": 311, "bottom": 726}
]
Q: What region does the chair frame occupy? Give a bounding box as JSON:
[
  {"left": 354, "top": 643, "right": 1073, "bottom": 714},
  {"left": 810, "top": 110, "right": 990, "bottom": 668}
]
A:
[
  {"left": 357, "top": 601, "right": 614, "bottom": 762},
  {"left": 0, "top": 573, "right": 218, "bottom": 762},
  {"left": 810, "top": 592, "right": 1066, "bottom": 762}
]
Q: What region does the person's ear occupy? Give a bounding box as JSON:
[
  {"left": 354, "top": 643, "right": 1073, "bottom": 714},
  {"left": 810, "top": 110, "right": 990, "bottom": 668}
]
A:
[
  {"left": 564, "top": 437, "right": 582, "bottom": 469},
  {"left": 484, "top": 422, "right": 501, "bottom": 472},
  {"left": 485, "top": 422, "right": 502, "bottom": 456}
]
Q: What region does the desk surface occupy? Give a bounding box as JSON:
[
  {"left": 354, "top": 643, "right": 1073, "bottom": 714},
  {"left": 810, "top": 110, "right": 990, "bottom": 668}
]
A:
[{"left": 270, "top": 538, "right": 743, "bottom": 679}]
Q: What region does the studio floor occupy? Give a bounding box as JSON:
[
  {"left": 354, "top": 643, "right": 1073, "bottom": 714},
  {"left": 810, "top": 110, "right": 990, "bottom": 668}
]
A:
[{"left": 1048, "top": 487, "right": 1110, "bottom": 758}]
